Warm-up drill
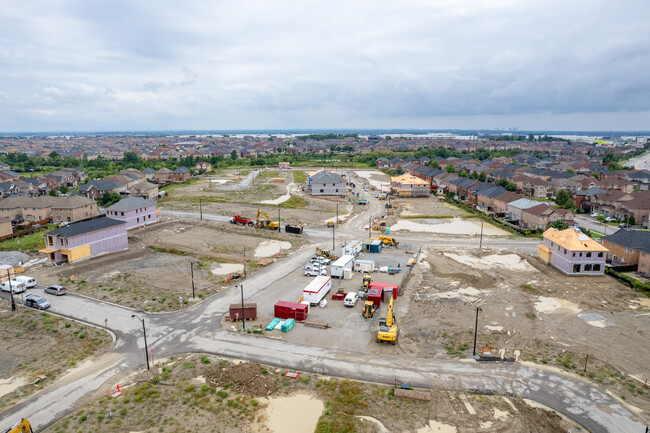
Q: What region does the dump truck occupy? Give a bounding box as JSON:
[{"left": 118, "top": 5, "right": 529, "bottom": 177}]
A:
[
  {"left": 256, "top": 209, "right": 279, "bottom": 230},
  {"left": 377, "top": 297, "right": 398, "bottom": 344},
  {"left": 230, "top": 215, "right": 253, "bottom": 226}
]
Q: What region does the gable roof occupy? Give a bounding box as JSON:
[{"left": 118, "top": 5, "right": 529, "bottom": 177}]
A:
[
  {"left": 46, "top": 217, "right": 126, "bottom": 238},
  {"left": 107, "top": 196, "right": 156, "bottom": 211},
  {"left": 172, "top": 166, "right": 190, "bottom": 174},
  {"left": 543, "top": 227, "right": 608, "bottom": 252},
  {"left": 310, "top": 170, "right": 344, "bottom": 183}
]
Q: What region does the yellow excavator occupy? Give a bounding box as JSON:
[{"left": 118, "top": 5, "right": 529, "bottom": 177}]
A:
[
  {"left": 377, "top": 298, "right": 398, "bottom": 344},
  {"left": 316, "top": 247, "right": 338, "bottom": 261},
  {"left": 362, "top": 301, "right": 377, "bottom": 319},
  {"left": 4, "top": 419, "right": 33, "bottom": 433},
  {"left": 378, "top": 235, "right": 398, "bottom": 246},
  {"left": 256, "top": 209, "right": 279, "bottom": 230}
]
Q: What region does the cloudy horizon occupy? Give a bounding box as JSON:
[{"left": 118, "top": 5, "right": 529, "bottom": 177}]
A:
[{"left": 1, "top": 0, "right": 649, "bottom": 132}]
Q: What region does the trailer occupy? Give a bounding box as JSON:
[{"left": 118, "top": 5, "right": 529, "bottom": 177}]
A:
[
  {"left": 228, "top": 303, "right": 258, "bottom": 321},
  {"left": 331, "top": 254, "right": 355, "bottom": 279},
  {"left": 342, "top": 240, "right": 363, "bottom": 257},
  {"left": 274, "top": 301, "right": 308, "bottom": 320},
  {"left": 303, "top": 276, "right": 332, "bottom": 305},
  {"left": 367, "top": 287, "right": 384, "bottom": 307},
  {"left": 354, "top": 259, "right": 375, "bottom": 273}
]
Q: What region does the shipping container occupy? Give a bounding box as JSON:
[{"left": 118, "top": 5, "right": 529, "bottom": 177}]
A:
[
  {"left": 229, "top": 303, "right": 258, "bottom": 321},
  {"left": 303, "top": 276, "right": 332, "bottom": 305},
  {"left": 285, "top": 224, "right": 303, "bottom": 234},
  {"left": 342, "top": 240, "right": 363, "bottom": 257},
  {"left": 354, "top": 259, "right": 375, "bottom": 273},
  {"left": 369, "top": 282, "right": 398, "bottom": 299},
  {"left": 274, "top": 301, "right": 309, "bottom": 321},
  {"left": 367, "top": 287, "right": 384, "bottom": 307},
  {"left": 331, "top": 254, "right": 355, "bottom": 279},
  {"left": 362, "top": 239, "right": 383, "bottom": 253}
]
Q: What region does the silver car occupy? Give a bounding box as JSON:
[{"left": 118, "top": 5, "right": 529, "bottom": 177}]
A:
[
  {"left": 24, "top": 293, "right": 51, "bottom": 310},
  {"left": 44, "top": 285, "right": 66, "bottom": 296}
]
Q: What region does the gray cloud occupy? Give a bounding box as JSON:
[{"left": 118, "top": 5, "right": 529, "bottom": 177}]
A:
[{"left": 1, "top": 0, "right": 649, "bottom": 131}]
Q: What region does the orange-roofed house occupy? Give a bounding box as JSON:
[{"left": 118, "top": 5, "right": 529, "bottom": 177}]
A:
[{"left": 539, "top": 227, "right": 608, "bottom": 275}]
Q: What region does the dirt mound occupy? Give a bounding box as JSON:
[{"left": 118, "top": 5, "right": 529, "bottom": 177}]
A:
[{"left": 206, "top": 362, "right": 279, "bottom": 396}]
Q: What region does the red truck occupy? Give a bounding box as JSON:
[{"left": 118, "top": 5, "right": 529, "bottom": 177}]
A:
[{"left": 230, "top": 215, "right": 253, "bottom": 226}]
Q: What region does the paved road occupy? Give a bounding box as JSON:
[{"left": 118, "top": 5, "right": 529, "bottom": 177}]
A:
[
  {"left": 1, "top": 195, "right": 646, "bottom": 432},
  {"left": 575, "top": 215, "right": 619, "bottom": 236},
  {"left": 214, "top": 168, "right": 261, "bottom": 191}
]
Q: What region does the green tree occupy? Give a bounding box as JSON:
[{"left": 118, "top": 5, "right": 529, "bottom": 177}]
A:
[
  {"left": 592, "top": 172, "right": 600, "bottom": 180},
  {"left": 98, "top": 192, "right": 121, "bottom": 207},
  {"left": 459, "top": 170, "right": 468, "bottom": 178},
  {"left": 567, "top": 169, "right": 574, "bottom": 174},
  {"left": 550, "top": 220, "right": 568, "bottom": 230},
  {"left": 48, "top": 189, "right": 58, "bottom": 197},
  {"left": 59, "top": 185, "right": 68, "bottom": 194},
  {"left": 469, "top": 171, "right": 478, "bottom": 180},
  {"left": 429, "top": 160, "right": 441, "bottom": 169},
  {"left": 478, "top": 172, "right": 487, "bottom": 182},
  {"left": 230, "top": 150, "right": 238, "bottom": 160},
  {"left": 555, "top": 189, "right": 574, "bottom": 209},
  {"left": 446, "top": 164, "right": 455, "bottom": 173}
]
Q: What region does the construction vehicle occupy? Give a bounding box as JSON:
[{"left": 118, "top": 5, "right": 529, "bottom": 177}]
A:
[
  {"left": 377, "top": 297, "right": 398, "bottom": 344},
  {"left": 285, "top": 224, "right": 303, "bottom": 234},
  {"left": 378, "top": 235, "right": 398, "bottom": 246},
  {"left": 362, "top": 274, "right": 372, "bottom": 290},
  {"left": 4, "top": 419, "right": 33, "bottom": 433},
  {"left": 362, "top": 300, "right": 377, "bottom": 319},
  {"left": 230, "top": 215, "right": 254, "bottom": 226},
  {"left": 255, "top": 209, "right": 279, "bottom": 230},
  {"left": 316, "top": 247, "right": 338, "bottom": 261}
]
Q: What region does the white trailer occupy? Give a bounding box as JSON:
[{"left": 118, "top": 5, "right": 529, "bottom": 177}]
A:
[
  {"left": 354, "top": 259, "right": 375, "bottom": 273},
  {"left": 303, "top": 276, "right": 332, "bottom": 305},
  {"left": 331, "top": 254, "right": 355, "bottom": 279},
  {"left": 342, "top": 240, "right": 363, "bottom": 257}
]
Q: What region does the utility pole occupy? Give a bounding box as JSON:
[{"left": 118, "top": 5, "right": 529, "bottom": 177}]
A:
[
  {"left": 473, "top": 306, "right": 482, "bottom": 357},
  {"left": 239, "top": 284, "right": 246, "bottom": 331},
  {"left": 199, "top": 198, "right": 203, "bottom": 220},
  {"left": 6, "top": 268, "right": 15, "bottom": 312},
  {"left": 368, "top": 215, "right": 372, "bottom": 238},
  {"left": 131, "top": 315, "right": 150, "bottom": 371},
  {"left": 190, "top": 261, "right": 196, "bottom": 298},
  {"left": 278, "top": 206, "right": 281, "bottom": 233},
  {"left": 243, "top": 247, "right": 247, "bottom": 278},
  {"left": 479, "top": 221, "right": 484, "bottom": 249}
]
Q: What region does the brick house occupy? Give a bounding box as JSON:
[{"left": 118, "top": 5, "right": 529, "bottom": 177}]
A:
[
  {"left": 152, "top": 168, "right": 172, "bottom": 183},
  {"left": 51, "top": 196, "right": 98, "bottom": 223},
  {"left": 169, "top": 166, "right": 191, "bottom": 182},
  {"left": 106, "top": 197, "right": 157, "bottom": 230},
  {"left": 0, "top": 217, "right": 12, "bottom": 237},
  {"left": 601, "top": 230, "right": 650, "bottom": 266},
  {"left": 0, "top": 196, "right": 97, "bottom": 223},
  {"left": 538, "top": 227, "right": 608, "bottom": 275},
  {"left": 638, "top": 250, "right": 650, "bottom": 276},
  {"left": 376, "top": 158, "right": 390, "bottom": 169},
  {"left": 520, "top": 204, "right": 575, "bottom": 230},
  {"left": 195, "top": 162, "right": 212, "bottom": 173},
  {"left": 491, "top": 191, "right": 523, "bottom": 215},
  {"left": 130, "top": 181, "right": 159, "bottom": 200},
  {"left": 39, "top": 217, "right": 128, "bottom": 264}
]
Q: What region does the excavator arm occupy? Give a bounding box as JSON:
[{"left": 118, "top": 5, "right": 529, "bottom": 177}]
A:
[{"left": 4, "top": 419, "right": 33, "bottom": 433}]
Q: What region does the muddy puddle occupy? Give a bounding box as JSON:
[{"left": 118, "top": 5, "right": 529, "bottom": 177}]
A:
[
  {"left": 443, "top": 252, "right": 533, "bottom": 271},
  {"left": 211, "top": 263, "right": 245, "bottom": 276},
  {"left": 254, "top": 240, "right": 292, "bottom": 257},
  {"left": 391, "top": 218, "right": 509, "bottom": 236},
  {"left": 263, "top": 393, "right": 323, "bottom": 433}
]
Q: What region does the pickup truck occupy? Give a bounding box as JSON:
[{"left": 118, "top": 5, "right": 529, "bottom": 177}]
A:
[{"left": 1, "top": 280, "right": 26, "bottom": 293}]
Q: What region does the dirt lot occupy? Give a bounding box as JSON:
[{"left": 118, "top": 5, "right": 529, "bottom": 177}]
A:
[
  {"left": 27, "top": 219, "right": 308, "bottom": 312},
  {"left": 0, "top": 300, "right": 112, "bottom": 411},
  {"left": 43, "top": 355, "right": 581, "bottom": 433},
  {"left": 396, "top": 246, "right": 650, "bottom": 413}
]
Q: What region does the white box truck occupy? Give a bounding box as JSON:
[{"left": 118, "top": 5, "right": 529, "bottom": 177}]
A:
[
  {"left": 303, "top": 276, "right": 332, "bottom": 305},
  {"left": 331, "top": 255, "right": 355, "bottom": 279}
]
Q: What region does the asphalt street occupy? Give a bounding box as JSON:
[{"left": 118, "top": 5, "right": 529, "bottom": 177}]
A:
[{"left": 1, "top": 183, "right": 646, "bottom": 432}]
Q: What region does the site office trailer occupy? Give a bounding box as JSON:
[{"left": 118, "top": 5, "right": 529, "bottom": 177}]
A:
[
  {"left": 342, "top": 240, "right": 363, "bottom": 257},
  {"left": 274, "top": 301, "right": 308, "bottom": 320},
  {"left": 331, "top": 254, "right": 355, "bottom": 279},
  {"left": 369, "top": 281, "right": 398, "bottom": 299},
  {"left": 354, "top": 259, "right": 375, "bottom": 273},
  {"left": 303, "top": 276, "right": 332, "bottom": 305}
]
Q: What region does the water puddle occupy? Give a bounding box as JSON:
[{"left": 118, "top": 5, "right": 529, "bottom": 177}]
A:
[
  {"left": 264, "top": 393, "right": 323, "bottom": 433},
  {"left": 535, "top": 297, "right": 581, "bottom": 315},
  {"left": 254, "top": 240, "right": 292, "bottom": 257},
  {"left": 210, "top": 263, "right": 245, "bottom": 276},
  {"left": 391, "top": 218, "right": 508, "bottom": 236},
  {"left": 415, "top": 420, "right": 458, "bottom": 433}
]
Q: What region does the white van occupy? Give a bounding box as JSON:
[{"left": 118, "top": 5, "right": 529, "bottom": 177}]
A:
[
  {"left": 15, "top": 276, "right": 36, "bottom": 288},
  {"left": 343, "top": 292, "right": 359, "bottom": 307},
  {"left": 0, "top": 280, "right": 26, "bottom": 294}
]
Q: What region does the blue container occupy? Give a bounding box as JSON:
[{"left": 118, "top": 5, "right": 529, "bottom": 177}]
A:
[
  {"left": 281, "top": 318, "right": 295, "bottom": 332},
  {"left": 265, "top": 318, "right": 281, "bottom": 331}
]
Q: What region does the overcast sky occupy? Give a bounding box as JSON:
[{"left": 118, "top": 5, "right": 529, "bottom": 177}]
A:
[{"left": 1, "top": 0, "right": 649, "bottom": 132}]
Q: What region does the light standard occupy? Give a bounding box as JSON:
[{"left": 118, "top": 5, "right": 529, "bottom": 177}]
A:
[
  {"left": 473, "top": 306, "right": 483, "bottom": 357},
  {"left": 190, "top": 261, "right": 199, "bottom": 299},
  {"left": 0, "top": 264, "right": 16, "bottom": 311},
  {"left": 131, "top": 314, "right": 150, "bottom": 370},
  {"left": 236, "top": 284, "right": 245, "bottom": 330}
]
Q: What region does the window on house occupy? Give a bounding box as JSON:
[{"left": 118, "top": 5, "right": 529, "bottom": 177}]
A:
[
  {"left": 613, "top": 254, "right": 618, "bottom": 261},
  {"left": 320, "top": 189, "right": 324, "bottom": 193},
  {"left": 137, "top": 217, "right": 140, "bottom": 223},
  {"left": 563, "top": 248, "right": 567, "bottom": 254},
  {"left": 584, "top": 264, "right": 592, "bottom": 271},
  {"left": 598, "top": 252, "right": 603, "bottom": 257},
  {"left": 593, "top": 264, "right": 601, "bottom": 271},
  {"left": 643, "top": 263, "right": 646, "bottom": 268},
  {"left": 586, "top": 252, "right": 591, "bottom": 258},
  {"left": 121, "top": 212, "right": 124, "bottom": 216},
  {"left": 572, "top": 252, "right": 576, "bottom": 257},
  {"left": 573, "top": 264, "right": 581, "bottom": 273},
  {"left": 579, "top": 253, "right": 583, "bottom": 257},
  {"left": 336, "top": 189, "right": 339, "bottom": 192},
  {"left": 632, "top": 249, "right": 635, "bottom": 253}
]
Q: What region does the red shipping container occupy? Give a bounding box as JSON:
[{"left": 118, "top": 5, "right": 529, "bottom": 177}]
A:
[
  {"left": 229, "top": 303, "right": 257, "bottom": 321},
  {"left": 367, "top": 287, "right": 383, "bottom": 307},
  {"left": 369, "top": 282, "right": 398, "bottom": 299},
  {"left": 274, "top": 301, "right": 308, "bottom": 321}
]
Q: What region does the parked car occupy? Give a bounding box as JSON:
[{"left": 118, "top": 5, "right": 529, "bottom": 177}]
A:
[
  {"left": 619, "top": 223, "right": 631, "bottom": 228},
  {"left": 343, "top": 292, "right": 359, "bottom": 307},
  {"left": 311, "top": 257, "right": 330, "bottom": 265},
  {"left": 304, "top": 266, "right": 327, "bottom": 277},
  {"left": 15, "top": 276, "right": 36, "bottom": 288},
  {"left": 605, "top": 217, "right": 616, "bottom": 222},
  {"left": 24, "top": 293, "right": 50, "bottom": 310},
  {"left": 590, "top": 213, "right": 599, "bottom": 218},
  {"left": 0, "top": 280, "right": 26, "bottom": 293},
  {"left": 44, "top": 284, "right": 66, "bottom": 296}
]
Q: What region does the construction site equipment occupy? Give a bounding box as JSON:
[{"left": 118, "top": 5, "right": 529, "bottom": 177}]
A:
[
  {"left": 362, "top": 300, "right": 377, "bottom": 319},
  {"left": 377, "top": 297, "right": 398, "bottom": 344},
  {"left": 362, "top": 274, "right": 372, "bottom": 290},
  {"left": 285, "top": 224, "right": 303, "bottom": 234},
  {"left": 4, "top": 419, "right": 33, "bottom": 433},
  {"left": 228, "top": 303, "right": 257, "bottom": 321},
  {"left": 274, "top": 301, "right": 308, "bottom": 320},
  {"left": 331, "top": 255, "right": 355, "bottom": 279},
  {"left": 378, "top": 235, "right": 399, "bottom": 246},
  {"left": 316, "top": 248, "right": 338, "bottom": 261},
  {"left": 303, "top": 276, "right": 332, "bottom": 305},
  {"left": 256, "top": 209, "right": 279, "bottom": 230},
  {"left": 230, "top": 215, "right": 254, "bottom": 226}
]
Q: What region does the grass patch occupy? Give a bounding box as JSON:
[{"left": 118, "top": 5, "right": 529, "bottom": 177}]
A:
[
  {"left": 0, "top": 224, "right": 57, "bottom": 251},
  {"left": 293, "top": 171, "right": 307, "bottom": 184},
  {"left": 160, "top": 177, "right": 200, "bottom": 193},
  {"left": 148, "top": 245, "right": 188, "bottom": 256},
  {"left": 280, "top": 196, "right": 308, "bottom": 208},
  {"left": 521, "top": 283, "right": 538, "bottom": 293}
]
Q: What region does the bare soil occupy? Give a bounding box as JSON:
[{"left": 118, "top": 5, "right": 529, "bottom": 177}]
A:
[
  {"left": 27, "top": 219, "right": 307, "bottom": 312},
  {"left": 0, "top": 301, "right": 112, "bottom": 411},
  {"left": 43, "top": 355, "right": 578, "bottom": 433}
]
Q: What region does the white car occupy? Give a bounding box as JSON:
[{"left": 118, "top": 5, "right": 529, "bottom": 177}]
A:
[
  {"left": 605, "top": 217, "right": 616, "bottom": 222},
  {"left": 15, "top": 276, "right": 36, "bottom": 288},
  {"left": 590, "top": 213, "right": 599, "bottom": 218}
]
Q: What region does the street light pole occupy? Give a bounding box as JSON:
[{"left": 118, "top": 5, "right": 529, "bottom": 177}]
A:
[
  {"left": 473, "top": 306, "right": 483, "bottom": 357},
  {"left": 131, "top": 314, "right": 150, "bottom": 370},
  {"left": 199, "top": 198, "right": 203, "bottom": 220},
  {"left": 6, "top": 268, "right": 15, "bottom": 312},
  {"left": 190, "top": 261, "right": 196, "bottom": 299},
  {"left": 239, "top": 284, "right": 245, "bottom": 331}
]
